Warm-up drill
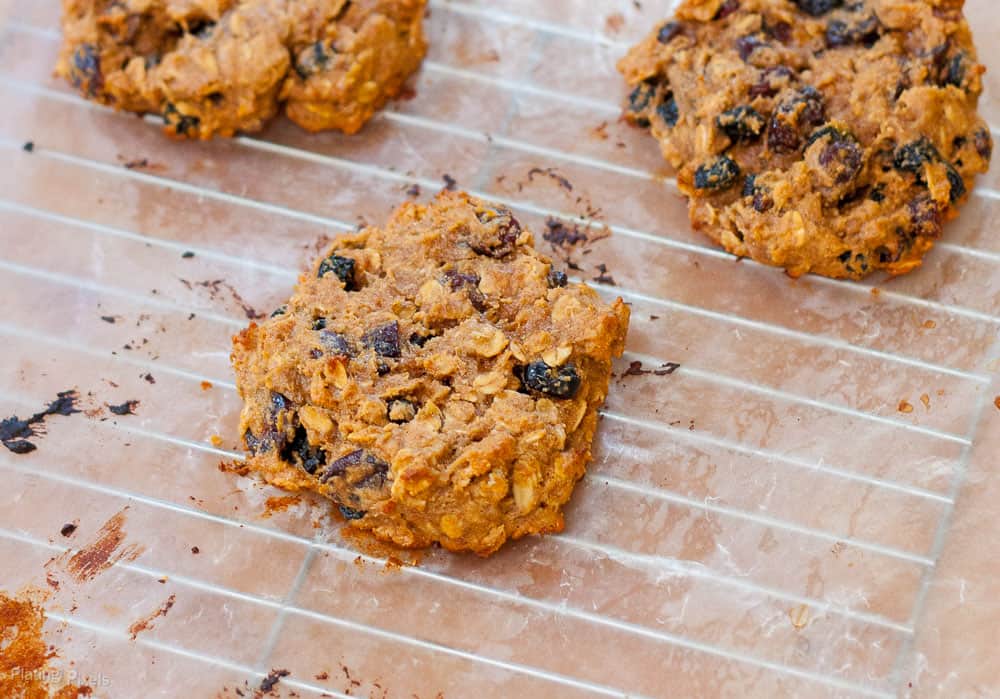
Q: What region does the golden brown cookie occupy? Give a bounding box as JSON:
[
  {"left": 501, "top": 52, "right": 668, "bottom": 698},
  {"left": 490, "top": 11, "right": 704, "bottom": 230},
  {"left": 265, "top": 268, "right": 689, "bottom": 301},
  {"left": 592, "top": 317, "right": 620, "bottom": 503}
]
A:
[
  {"left": 618, "top": 0, "right": 992, "bottom": 279},
  {"left": 231, "top": 192, "right": 630, "bottom": 555},
  {"left": 56, "top": 0, "right": 426, "bottom": 138}
]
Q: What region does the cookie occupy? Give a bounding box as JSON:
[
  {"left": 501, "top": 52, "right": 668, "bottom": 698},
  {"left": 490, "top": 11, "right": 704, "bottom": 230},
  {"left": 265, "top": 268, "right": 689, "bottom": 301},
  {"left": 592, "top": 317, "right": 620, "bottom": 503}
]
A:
[
  {"left": 231, "top": 192, "right": 630, "bottom": 555},
  {"left": 618, "top": 0, "right": 992, "bottom": 279},
  {"left": 56, "top": 0, "right": 427, "bottom": 138}
]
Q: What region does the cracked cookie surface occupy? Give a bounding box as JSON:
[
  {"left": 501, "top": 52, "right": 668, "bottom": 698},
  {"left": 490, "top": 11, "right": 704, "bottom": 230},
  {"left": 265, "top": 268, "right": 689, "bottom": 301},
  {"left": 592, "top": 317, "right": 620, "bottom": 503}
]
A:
[
  {"left": 619, "top": 0, "right": 992, "bottom": 279},
  {"left": 57, "top": 0, "right": 426, "bottom": 138},
  {"left": 231, "top": 192, "right": 630, "bottom": 555}
]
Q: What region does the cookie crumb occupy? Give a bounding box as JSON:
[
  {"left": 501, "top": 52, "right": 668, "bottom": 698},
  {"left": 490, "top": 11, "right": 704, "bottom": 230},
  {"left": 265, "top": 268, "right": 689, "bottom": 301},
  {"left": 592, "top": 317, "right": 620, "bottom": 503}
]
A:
[
  {"left": 210, "top": 434, "right": 224, "bottom": 447},
  {"left": 994, "top": 396, "right": 1000, "bottom": 411},
  {"left": 922, "top": 319, "right": 936, "bottom": 329},
  {"left": 60, "top": 523, "right": 78, "bottom": 537},
  {"left": 200, "top": 381, "right": 213, "bottom": 391},
  {"left": 22, "top": 141, "right": 34, "bottom": 153},
  {"left": 190, "top": 546, "right": 200, "bottom": 555},
  {"left": 898, "top": 400, "right": 914, "bottom": 414},
  {"left": 920, "top": 393, "right": 931, "bottom": 410},
  {"left": 107, "top": 400, "right": 139, "bottom": 416},
  {"left": 182, "top": 250, "right": 196, "bottom": 259},
  {"left": 100, "top": 315, "right": 117, "bottom": 324},
  {"left": 442, "top": 173, "right": 457, "bottom": 191},
  {"left": 260, "top": 669, "right": 290, "bottom": 693}
]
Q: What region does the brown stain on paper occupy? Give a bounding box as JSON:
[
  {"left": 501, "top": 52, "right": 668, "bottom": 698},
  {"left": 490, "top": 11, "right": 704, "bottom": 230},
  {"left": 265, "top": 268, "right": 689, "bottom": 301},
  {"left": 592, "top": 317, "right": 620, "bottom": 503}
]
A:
[
  {"left": 65, "top": 508, "right": 144, "bottom": 584},
  {"left": 0, "top": 590, "right": 91, "bottom": 698},
  {"left": 128, "top": 594, "right": 176, "bottom": 640}
]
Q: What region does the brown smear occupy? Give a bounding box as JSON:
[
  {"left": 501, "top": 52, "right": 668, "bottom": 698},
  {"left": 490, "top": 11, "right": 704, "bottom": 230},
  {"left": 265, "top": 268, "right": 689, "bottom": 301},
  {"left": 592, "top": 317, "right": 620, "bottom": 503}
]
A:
[
  {"left": 128, "top": 593, "right": 176, "bottom": 640},
  {"left": 179, "top": 278, "right": 265, "bottom": 320},
  {"left": 65, "top": 508, "right": 144, "bottom": 584},
  {"left": 0, "top": 590, "right": 91, "bottom": 698},
  {"left": 261, "top": 495, "right": 301, "bottom": 519}
]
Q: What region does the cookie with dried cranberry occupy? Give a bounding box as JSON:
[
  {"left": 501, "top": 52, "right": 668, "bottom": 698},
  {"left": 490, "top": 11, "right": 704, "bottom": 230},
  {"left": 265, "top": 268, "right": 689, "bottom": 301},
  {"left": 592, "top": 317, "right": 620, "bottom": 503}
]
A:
[
  {"left": 618, "top": 0, "right": 992, "bottom": 279},
  {"left": 56, "top": 0, "right": 426, "bottom": 139},
  {"left": 231, "top": 192, "right": 630, "bottom": 556}
]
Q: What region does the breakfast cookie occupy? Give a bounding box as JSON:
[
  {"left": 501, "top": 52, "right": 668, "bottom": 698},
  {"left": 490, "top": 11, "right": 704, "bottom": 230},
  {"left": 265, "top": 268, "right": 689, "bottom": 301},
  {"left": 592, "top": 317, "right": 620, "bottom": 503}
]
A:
[
  {"left": 56, "top": 0, "right": 426, "bottom": 138},
  {"left": 231, "top": 192, "right": 630, "bottom": 556},
  {"left": 618, "top": 0, "right": 992, "bottom": 279}
]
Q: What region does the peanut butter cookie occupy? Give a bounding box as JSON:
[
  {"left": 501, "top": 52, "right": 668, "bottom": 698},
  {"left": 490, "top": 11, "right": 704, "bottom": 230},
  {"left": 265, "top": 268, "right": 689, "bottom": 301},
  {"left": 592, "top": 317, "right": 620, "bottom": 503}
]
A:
[
  {"left": 57, "top": 0, "right": 426, "bottom": 138},
  {"left": 619, "top": 0, "right": 992, "bottom": 279},
  {"left": 231, "top": 192, "right": 630, "bottom": 556}
]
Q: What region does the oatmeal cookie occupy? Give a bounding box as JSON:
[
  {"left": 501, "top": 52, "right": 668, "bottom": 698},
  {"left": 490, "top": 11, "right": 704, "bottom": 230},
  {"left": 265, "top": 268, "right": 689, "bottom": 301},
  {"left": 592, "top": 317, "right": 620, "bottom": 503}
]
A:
[
  {"left": 618, "top": 0, "right": 992, "bottom": 279},
  {"left": 231, "top": 192, "right": 630, "bottom": 556},
  {"left": 56, "top": 0, "right": 427, "bottom": 138}
]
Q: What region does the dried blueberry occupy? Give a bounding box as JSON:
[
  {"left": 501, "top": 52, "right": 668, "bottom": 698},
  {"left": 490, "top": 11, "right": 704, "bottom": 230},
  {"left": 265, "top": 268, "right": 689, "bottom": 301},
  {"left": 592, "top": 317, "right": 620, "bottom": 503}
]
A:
[
  {"left": 794, "top": 0, "right": 842, "bottom": 16},
  {"left": 317, "top": 254, "right": 357, "bottom": 290},
  {"left": 657, "top": 96, "right": 680, "bottom": 127},
  {"left": 70, "top": 44, "right": 103, "bottom": 96},
  {"left": 387, "top": 398, "right": 417, "bottom": 423},
  {"left": 295, "top": 41, "right": 335, "bottom": 79},
  {"left": 657, "top": 21, "right": 683, "bottom": 43},
  {"left": 519, "top": 361, "right": 581, "bottom": 399},
  {"left": 807, "top": 126, "right": 863, "bottom": 184},
  {"left": 270, "top": 305, "right": 287, "bottom": 318},
  {"left": 163, "top": 103, "right": 200, "bottom": 137},
  {"left": 547, "top": 269, "right": 568, "bottom": 288},
  {"left": 694, "top": 156, "right": 741, "bottom": 191},
  {"left": 716, "top": 105, "right": 766, "bottom": 142},
  {"left": 320, "top": 331, "right": 354, "bottom": 357},
  {"left": 893, "top": 138, "right": 940, "bottom": 174},
  {"left": 280, "top": 425, "right": 327, "bottom": 475},
  {"left": 363, "top": 321, "right": 401, "bottom": 358},
  {"left": 974, "top": 128, "right": 993, "bottom": 161},
  {"left": 735, "top": 35, "right": 768, "bottom": 62},
  {"left": 908, "top": 195, "right": 942, "bottom": 238},
  {"left": 338, "top": 505, "right": 366, "bottom": 520},
  {"left": 945, "top": 164, "right": 966, "bottom": 203}
]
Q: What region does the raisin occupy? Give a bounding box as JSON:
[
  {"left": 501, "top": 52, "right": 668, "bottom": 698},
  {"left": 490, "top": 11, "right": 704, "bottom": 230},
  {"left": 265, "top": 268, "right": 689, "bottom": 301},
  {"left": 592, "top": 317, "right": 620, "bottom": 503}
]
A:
[
  {"left": 694, "top": 156, "right": 741, "bottom": 191},
  {"left": 735, "top": 35, "right": 768, "bottom": 61},
  {"left": 322, "top": 449, "right": 388, "bottom": 487},
  {"left": 766, "top": 122, "right": 798, "bottom": 155},
  {"left": 749, "top": 66, "right": 794, "bottom": 98},
  {"left": 339, "top": 505, "right": 366, "bottom": 520},
  {"left": 295, "top": 41, "right": 335, "bottom": 79},
  {"left": 312, "top": 318, "right": 327, "bottom": 330},
  {"left": 657, "top": 21, "right": 682, "bottom": 43},
  {"left": 270, "top": 305, "right": 287, "bottom": 318},
  {"left": 794, "top": 0, "right": 842, "bottom": 16},
  {"left": 470, "top": 209, "right": 521, "bottom": 258},
  {"left": 317, "top": 254, "right": 357, "bottom": 289},
  {"left": 319, "top": 331, "right": 354, "bottom": 357},
  {"left": 363, "top": 321, "right": 401, "bottom": 358},
  {"left": 657, "top": 96, "right": 680, "bottom": 127},
  {"left": 945, "top": 164, "right": 966, "bottom": 203},
  {"left": 70, "top": 44, "right": 103, "bottom": 96},
  {"left": 974, "top": 128, "right": 993, "bottom": 161},
  {"left": 768, "top": 87, "right": 825, "bottom": 152},
  {"left": 839, "top": 251, "right": 869, "bottom": 274},
  {"left": 742, "top": 174, "right": 773, "bottom": 212},
  {"left": 943, "top": 53, "right": 967, "bottom": 88},
  {"left": 627, "top": 83, "right": 656, "bottom": 114},
  {"left": 908, "top": 195, "right": 942, "bottom": 238},
  {"left": 163, "top": 103, "right": 200, "bottom": 137},
  {"left": 826, "top": 15, "right": 880, "bottom": 48},
  {"left": 716, "top": 105, "right": 766, "bottom": 142},
  {"left": 825, "top": 20, "right": 851, "bottom": 47},
  {"left": 893, "top": 138, "right": 939, "bottom": 174},
  {"left": 869, "top": 183, "right": 886, "bottom": 202},
  {"left": 547, "top": 269, "right": 568, "bottom": 288},
  {"left": 715, "top": 0, "right": 740, "bottom": 19},
  {"left": 442, "top": 270, "right": 487, "bottom": 311},
  {"left": 519, "top": 361, "right": 581, "bottom": 399},
  {"left": 765, "top": 20, "right": 792, "bottom": 43},
  {"left": 807, "top": 126, "right": 863, "bottom": 184},
  {"left": 188, "top": 20, "right": 216, "bottom": 38},
  {"left": 280, "top": 425, "right": 327, "bottom": 475},
  {"left": 244, "top": 429, "right": 268, "bottom": 454},
  {"left": 409, "top": 332, "right": 434, "bottom": 347},
  {"left": 387, "top": 399, "right": 417, "bottom": 423}
]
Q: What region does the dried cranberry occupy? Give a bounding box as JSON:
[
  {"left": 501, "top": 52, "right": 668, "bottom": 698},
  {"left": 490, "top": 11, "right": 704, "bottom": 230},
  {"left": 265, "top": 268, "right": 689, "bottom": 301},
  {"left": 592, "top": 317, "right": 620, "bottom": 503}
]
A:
[
  {"left": 518, "top": 361, "right": 581, "bottom": 399},
  {"left": 317, "top": 254, "right": 357, "bottom": 289},
  {"left": 794, "top": 0, "right": 842, "bottom": 16},
  {"left": 694, "top": 156, "right": 741, "bottom": 191},
  {"left": 363, "top": 321, "right": 401, "bottom": 358},
  {"left": 716, "top": 105, "right": 766, "bottom": 142}
]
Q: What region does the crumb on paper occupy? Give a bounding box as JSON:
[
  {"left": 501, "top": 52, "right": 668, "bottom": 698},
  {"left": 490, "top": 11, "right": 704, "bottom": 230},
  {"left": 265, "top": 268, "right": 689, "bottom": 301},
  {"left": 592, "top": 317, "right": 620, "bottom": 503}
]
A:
[
  {"left": 870, "top": 288, "right": 881, "bottom": 297},
  {"left": 994, "top": 396, "right": 1000, "bottom": 411},
  {"left": 441, "top": 173, "right": 457, "bottom": 191},
  {"left": 605, "top": 12, "right": 625, "bottom": 34},
  {"left": 66, "top": 507, "right": 143, "bottom": 583},
  {"left": 922, "top": 319, "right": 936, "bottom": 329},
  {"left": 190, "top": 546, "right": 200, "bottom": 555},
  {"left": 107, "top": 400, "right": 140, "bottom": 416},
  {"left": 592, "top": 121, "right": 609, "bottom": 140},
  {"left": 898, "top": 399, "right": 914, "bottom": 414},
  {"left": 259, "top": 669, "right": 290, "bottom": 693},
  {"left": 182, "top": 250, "right": 196, "bottom": 259},
  {"left": 22, "top": 141, "right": 34, "bottom": 152},
  {"left": 920, "top": 393, "right": 931, "bottom": 410},
  {"left": 210, "top": 434, "right": 224, "bottom": 447},
  {"left": 592, "top": 263, "right": 616, "bottom": 286},
  {"left": 1, "top": 389, "right": 80, "bottom": 454},
  {"left": 60, "top": 522, "right": 78, "bottom": 537},
  {"left": 788, "top": 604, "right": 810, "bottom": 630},
  {"left": 179, "top": 278, "right": 264, "bottom": 320},
  {"left": 128, "top": 594, "right": 176, "bottom": 640},
  {"left": 201, "top": 381, "right": 214, "bottom": 391},
  {"left": 143, "top": 373, "right": 156, "bottom": 384},
  {"left": 405, "top": 183, "right": 421, "bottom": 198},
  {"left": 527, "top": 167, "right": 573, "bottom": 192}
]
